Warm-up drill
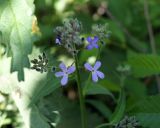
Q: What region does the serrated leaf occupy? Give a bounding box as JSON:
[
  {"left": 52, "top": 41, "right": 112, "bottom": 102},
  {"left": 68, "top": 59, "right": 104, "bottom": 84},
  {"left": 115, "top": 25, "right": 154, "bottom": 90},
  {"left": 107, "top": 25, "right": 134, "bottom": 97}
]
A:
[
  {"left": 128, "top": 54, "right": 160, "bottom": 77},
  {"left": 0, "top": 0, "right": 36, "bottom": 81}
]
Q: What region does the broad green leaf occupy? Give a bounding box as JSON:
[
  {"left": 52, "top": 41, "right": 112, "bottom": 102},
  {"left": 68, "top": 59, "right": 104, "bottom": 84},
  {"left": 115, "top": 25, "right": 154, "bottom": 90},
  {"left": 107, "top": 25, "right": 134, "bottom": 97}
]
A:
[
  {"left": 128, "top": 95, "right": 160, "bottom": 113},
  {"left": 83, "top": 81, "right": 115, "bottom": 99},
  {"left": 128, "top": 54, "right": 160, "bottom": 77},
  {"left": 128, "top": 95, "right": 160, "bottom": 128},
  {"left": 39, "top": 89, "right": 103, "bottom": 128},
  {"left": 135, "top": 113, "right": 160, "bottom": 128},
  {"left": 0, "top": 0, "right": 36, "bottom": 81},
  {"left": 125, "top": 78, "right": 147, "bottom": 99}
]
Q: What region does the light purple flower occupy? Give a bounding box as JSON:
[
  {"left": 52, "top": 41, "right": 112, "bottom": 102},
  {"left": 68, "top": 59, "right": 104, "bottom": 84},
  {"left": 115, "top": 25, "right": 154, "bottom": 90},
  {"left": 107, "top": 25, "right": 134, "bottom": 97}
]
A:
[
  {"left": 55, "top": 62, "right": 75, "bottom": 86},
  {"left": 84, "top": 61, "right": 104, "bottom": 82},
  {"left": 55, "top": 37, "right": 61, "bottom": 45},
  {"left": 86, "top": 36, "right": 99, "bottom": 50}
]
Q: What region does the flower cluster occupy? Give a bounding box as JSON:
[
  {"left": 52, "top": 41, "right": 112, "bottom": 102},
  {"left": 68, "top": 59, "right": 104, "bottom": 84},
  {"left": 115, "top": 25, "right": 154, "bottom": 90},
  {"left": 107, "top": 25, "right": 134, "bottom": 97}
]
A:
[
  {"left": 31, "top": 19, "right": 110, "bottom": 86},
  {"left": 30, "top": 53, "right": 48, "bottom": 73},
  {"left": 92, "top": 24, "right": 111, "bottom": 44},
  {"left": 54, "top": 19, "right": 83, "bottom": 54},
  {"left": 115, "top": 116, "right": 140, "bottom": 128}
]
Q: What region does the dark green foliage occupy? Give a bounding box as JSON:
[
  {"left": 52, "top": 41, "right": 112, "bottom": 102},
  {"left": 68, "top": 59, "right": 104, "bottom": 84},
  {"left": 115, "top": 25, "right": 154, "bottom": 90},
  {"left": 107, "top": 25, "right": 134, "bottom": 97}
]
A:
[{"left": 0, "top": 0, "right": 160, "bottom": 128}]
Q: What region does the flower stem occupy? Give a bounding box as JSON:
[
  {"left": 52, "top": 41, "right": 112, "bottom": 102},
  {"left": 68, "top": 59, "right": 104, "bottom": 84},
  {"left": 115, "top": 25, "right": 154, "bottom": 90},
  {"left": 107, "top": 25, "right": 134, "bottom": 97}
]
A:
[{"left": 74, "top": 54, "right": 87, "bottom": 128}]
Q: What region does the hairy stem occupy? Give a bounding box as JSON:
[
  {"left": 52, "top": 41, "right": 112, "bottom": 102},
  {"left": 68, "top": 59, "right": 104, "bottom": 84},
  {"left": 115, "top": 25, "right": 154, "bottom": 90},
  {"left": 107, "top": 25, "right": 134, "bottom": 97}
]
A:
[{"left": 74, "top": 54, "right": 87, "bottom": 128}]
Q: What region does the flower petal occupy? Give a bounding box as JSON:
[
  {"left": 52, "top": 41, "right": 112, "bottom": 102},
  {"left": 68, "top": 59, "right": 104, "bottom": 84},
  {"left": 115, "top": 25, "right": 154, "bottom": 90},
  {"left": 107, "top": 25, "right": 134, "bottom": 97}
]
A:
[
  {"left": 55, "top": 71, "right": 64, "bottom": 77},
  {"left": 59, "top": 62, "right": 67, "bottom": 72},
  {"left": 86, "top": 36, "right": 92, "bottom": 43},
  {"left": 92, "top": 43, "right": 99, "bottom": 49},
  {"left": 96, "top": 71, "right": 104, "bottom": 79},
  {"left": 93, "top": 36, "right": 99, "bottom": 43},
  {"left": 94, "top": 61, "right": 101, "bottom": 70},
  {"left": 86, "top": 44, "right": 93, "bottom": 50},
  {"left": 67, "top": 66, "right": 76, "bottom": 74},
  {"left": 61, "top": 75, "right": 68, "bottom": 86},
  {"left": 92, "top": 72, "right": 98, "bottom": 82},
  {"left": 56, "top": 38, "right": 61, "bottom": 45},
  {"left": 84, "top": 63, "right": 93, "bottom": 71}
]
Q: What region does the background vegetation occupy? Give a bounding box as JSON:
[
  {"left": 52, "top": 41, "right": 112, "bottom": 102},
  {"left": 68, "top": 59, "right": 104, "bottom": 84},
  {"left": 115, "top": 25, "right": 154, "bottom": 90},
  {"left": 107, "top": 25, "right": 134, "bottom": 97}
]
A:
[{"left": 0, "top": 0, "right": 160, "bottom": 128}]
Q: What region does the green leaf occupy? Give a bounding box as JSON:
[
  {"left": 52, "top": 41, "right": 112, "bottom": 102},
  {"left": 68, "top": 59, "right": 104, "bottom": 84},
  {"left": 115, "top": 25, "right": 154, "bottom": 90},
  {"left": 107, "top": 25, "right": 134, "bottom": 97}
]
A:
[
  {"left": 135, "top": 113, "right": 160, "bottom": 128},
  {"left": 110, "top": 89, "right": 126, "bottom": 124},
  {"left": 128, "top": 95, "right": 160, "bottom": 113},
  {"left": 128, "top": 95, "right": 160, "bottom": 128},
  {"left": 128, "top": 54, "right": 160, "bottom": 77},
  {"left": 40, "top": 89, "right": 103, "bottom": 128},
  {"left": 83, "top": 81, "right": 115, "bottom": 99},
  {"left": 0, "top": 0, "right": 36, "bottom": 81}
]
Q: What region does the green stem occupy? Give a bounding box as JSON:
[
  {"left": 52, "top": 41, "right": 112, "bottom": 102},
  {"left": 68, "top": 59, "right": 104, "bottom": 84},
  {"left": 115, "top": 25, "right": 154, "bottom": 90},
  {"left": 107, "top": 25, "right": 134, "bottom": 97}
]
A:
[
  {"left": 95, "top": 123, "right": 115, "bottom": 128},
  {"left": 74, "top": 54, "right": 87, "bottom": 128}
]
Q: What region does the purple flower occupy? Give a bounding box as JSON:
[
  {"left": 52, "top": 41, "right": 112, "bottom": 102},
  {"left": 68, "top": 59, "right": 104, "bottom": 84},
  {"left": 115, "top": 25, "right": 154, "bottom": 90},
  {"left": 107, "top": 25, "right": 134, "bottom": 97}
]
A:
[
  {"left": 55, "top": 62, "right": 75, "bottom": 86},
  {"left": 86, "top": 36, "right": 99, "bottom": 50},
  {"left": 84, "top": 61, "right": 104, "bottom": 82},
  {"left": 55, "top": 36, "right": 61, "bottom": 45}
]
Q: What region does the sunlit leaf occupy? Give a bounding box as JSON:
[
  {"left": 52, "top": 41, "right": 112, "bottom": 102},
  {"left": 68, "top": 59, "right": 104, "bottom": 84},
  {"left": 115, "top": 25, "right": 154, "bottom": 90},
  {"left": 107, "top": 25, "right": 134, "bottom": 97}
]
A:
[{"left": 0, "top": 0, "right": 38, "bottom": 81}]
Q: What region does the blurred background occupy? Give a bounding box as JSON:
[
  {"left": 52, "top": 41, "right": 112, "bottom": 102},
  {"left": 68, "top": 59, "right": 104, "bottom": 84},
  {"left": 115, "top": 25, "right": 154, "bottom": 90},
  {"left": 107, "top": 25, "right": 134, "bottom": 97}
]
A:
[{"left": 0, "top": 0, "right": 160, "bottom": 127}]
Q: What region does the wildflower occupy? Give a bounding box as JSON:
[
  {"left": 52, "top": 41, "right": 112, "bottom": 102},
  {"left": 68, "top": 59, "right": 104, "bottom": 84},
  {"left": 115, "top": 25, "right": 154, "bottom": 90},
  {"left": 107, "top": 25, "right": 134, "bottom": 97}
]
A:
[
  {"left": 92, "top": 24, "right": 110, "bottom": 39},
  {"left": 86, "top": 36, "right": 99, "bottom": 50},
  {"left": 55, "top": 62, "right": 75, "bottom": 86},
  {"left": 54, "top": 19, "right": 83, "bottom": 54},
  {"left": 84, "top": 61, "right": 104, "bottom": 82},
  {"left": 55, "top": 36, "right": 61, "bottom": 45}
]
